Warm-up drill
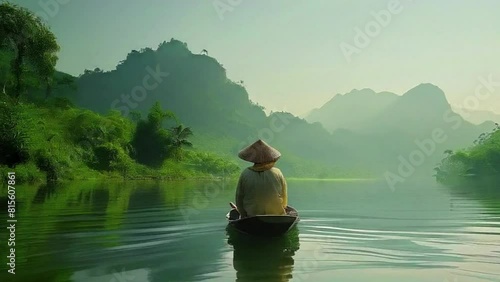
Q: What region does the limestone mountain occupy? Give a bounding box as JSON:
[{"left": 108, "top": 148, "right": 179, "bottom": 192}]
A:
[
  {"left": 306, "top": 83, "right": 495, "bottom": 175},
  {"left": 70, "top": 39, "right": 360, "bottom": 177},
  {"left": 306, "top": 88, "right": 398, "bottom": 133}
]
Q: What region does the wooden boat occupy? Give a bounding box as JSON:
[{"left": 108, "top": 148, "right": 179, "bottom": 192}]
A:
[{"left": 226, "top": 202, "right": 299, "bottom": 237}]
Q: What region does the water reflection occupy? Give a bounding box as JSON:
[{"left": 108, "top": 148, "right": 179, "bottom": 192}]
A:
[
  {"left": 0, "top": 180, "right": 236, "bottom": 282},
  {"left": 1, "top": 178, "right": 499, "bottom": 281},
  {"left": 227, "top": 227, "right": 300, "bottom": 282}
]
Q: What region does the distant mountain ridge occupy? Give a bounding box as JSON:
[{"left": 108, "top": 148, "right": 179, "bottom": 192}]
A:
[
  {"left": 306, "top": 88, "right": 398, "bottom": 133},
  {"left": 306, "top": 83, "right": 492, "bottom": 135},
  {"left": 306, "top": 83, "right": 458, "bottom": 134},
  {"left": 305, "top": 83, "right": 494, "bottom": 177},
  {"left": 452, "top": 107, "right": 500, "bottom": 125},
  {"left": 360, "top": 84, "right": 457, "bottom": 135}
]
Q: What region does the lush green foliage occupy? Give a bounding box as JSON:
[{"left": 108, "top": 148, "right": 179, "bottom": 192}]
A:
[
  {"left": 184, "top": 151, "right": 239, "bottom": 175},
  {"left": 169, "top": 124, "right": 194, "bottom": 160},
  {"left": 131, "top": 102, "right": 175, "bottom": 167},
  {"left": 435, "top": 123, "right": 500, "bottom": 184},
  {"left": 0, "top": 100, "right": 29, "bottom": 166},
  {"left": 0, "top": 2, "right": 60, "bottom": 99},
  {"left": 0, "top": 99, "right": 239, "bottom": 184}
]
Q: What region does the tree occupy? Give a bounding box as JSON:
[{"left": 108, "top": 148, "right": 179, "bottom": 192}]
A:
[
  {"left": 169, "top": 124, "right": 193, "bottom": 160},
  {"left": 147, "top": 101, "right": 176, "bottom": 128},
  {"left": 130, "top": 102, "right": 176, "bottom": 167},
  {"left": 129, "top": 110, "right": 142, "bottom": 123},
  {"left": 48, "top": 73, "right": 76, "bottom": 98},
  {"left": 0, "top": 2, "right": 60, "bottom": 99},
  {"left": 0, "top": 50, "right": 12, "bottom": 94}
]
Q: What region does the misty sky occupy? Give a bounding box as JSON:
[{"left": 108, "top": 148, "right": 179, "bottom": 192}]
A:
[{"left": 13, "top": 0, "right": 500, "bottom": 116}]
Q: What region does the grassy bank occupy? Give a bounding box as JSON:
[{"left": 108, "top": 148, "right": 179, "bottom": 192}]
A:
[{"left": 0, "top": 98, "right": 240, "bottom": 184}]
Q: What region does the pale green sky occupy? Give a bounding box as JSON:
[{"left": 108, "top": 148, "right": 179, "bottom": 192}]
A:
[{"left": 13, "top": 0, "right": 500, "bottom": 115}]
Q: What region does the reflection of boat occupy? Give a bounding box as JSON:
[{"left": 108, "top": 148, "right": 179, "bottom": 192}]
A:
[
  {"left": 226, "top": 202, "right": 299, "bottom": 237},
  {"left": 227, "top": 225, "right": 300, "bottom": 282}
]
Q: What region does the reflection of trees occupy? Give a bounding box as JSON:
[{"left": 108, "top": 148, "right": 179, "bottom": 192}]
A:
[
  {"left": 0, "top": 182, "right": 107, "bottom": 281},
  {"left": 102, "top": 183, "right": 135, "bottom": 247},
  {"left": 227, "top": 227, "right": 300, "bottom": 282},
  {"left": 1, "top": 180, "right": 235, "bottom": 282},
  {"left": 161, "top": 180, "right": 192, "bottom": 208},
  {"left": 446, "top": 176, "right": 500, "bottom": 213}
]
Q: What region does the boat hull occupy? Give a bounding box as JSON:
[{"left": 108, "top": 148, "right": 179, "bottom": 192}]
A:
[{"left": 226, "top": 205, "right": 299, "bottom": 237}]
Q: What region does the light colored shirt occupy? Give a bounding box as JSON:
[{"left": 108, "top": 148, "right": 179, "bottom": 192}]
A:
[{"left": 235, "top": 167, "right": 288, "bottom": 217}]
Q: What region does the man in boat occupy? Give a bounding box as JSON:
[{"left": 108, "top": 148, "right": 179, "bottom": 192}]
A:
[{"left": 235, "top": 139, "right": 288, "bottom": 218}]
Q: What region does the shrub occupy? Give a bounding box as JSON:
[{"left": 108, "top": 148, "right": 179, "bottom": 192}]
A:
[
  {"left": 52, "top": 97, "right": 74, "bottom": 109},
  {"left": 185, "top": 151, "right": 240, "bottom": 175},
  {"left": 0, "top": 101, "right": 30, "bottom": 167},
  {"left": 92, "top": 143, "right": 120, "bottom": 171},
  {"left": 34, "top": 149, "right": 60, "bottom": 182},
  {"left": 11, "top": 162, "right": 45, "bottom": 183}
]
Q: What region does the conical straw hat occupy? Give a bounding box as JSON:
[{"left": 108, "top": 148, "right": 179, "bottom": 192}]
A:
[{"left": 238, "top": 139, "right": 281, "bottom": 163}]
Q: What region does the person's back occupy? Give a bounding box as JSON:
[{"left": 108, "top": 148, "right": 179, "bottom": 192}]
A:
[
  {"left": 236, "top": 167, "right": 287, "bottom": 217},
  {"left": 234, "top": 140, "right": 288, "bottom": 218}
]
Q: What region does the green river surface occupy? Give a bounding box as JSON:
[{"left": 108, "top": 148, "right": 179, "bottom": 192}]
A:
[{"left": 1, "top": 178, "right": 499, "bottom": 282}]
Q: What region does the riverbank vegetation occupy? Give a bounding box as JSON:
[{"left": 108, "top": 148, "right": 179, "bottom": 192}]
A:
[
  {"left": 435, "top": 123, "right": 500, "bottom": 185},
  {"left": 0, "top": 98, "right": 240, "bottom": 184}
]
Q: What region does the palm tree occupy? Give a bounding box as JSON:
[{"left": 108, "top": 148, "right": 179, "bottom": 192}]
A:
[{"left": 169, "top": 124, "right": 193, "bottom": 160}]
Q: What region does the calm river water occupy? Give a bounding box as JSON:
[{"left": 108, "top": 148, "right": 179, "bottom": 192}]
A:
[{"left": 1, "top": 178, "right": 499, "bottom": 282}]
